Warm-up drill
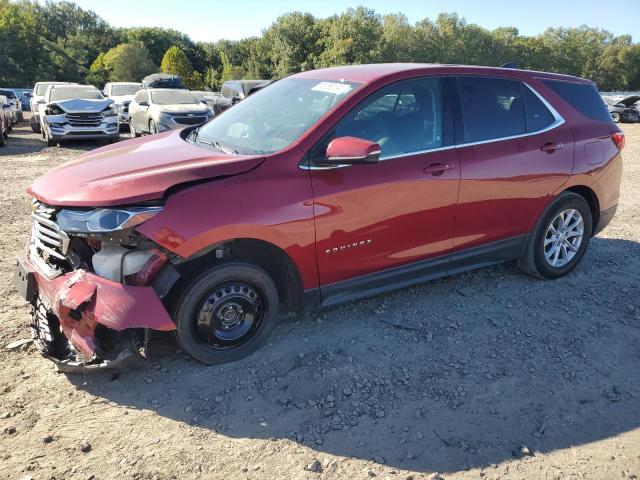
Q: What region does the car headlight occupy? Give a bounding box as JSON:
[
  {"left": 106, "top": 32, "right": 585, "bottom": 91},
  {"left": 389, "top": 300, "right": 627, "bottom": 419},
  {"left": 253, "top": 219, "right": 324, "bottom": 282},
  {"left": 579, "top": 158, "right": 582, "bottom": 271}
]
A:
[
  {"left": 56, "top": 207, "right": 162, "bottom": 233},
  {"left": 102, "top": 106, "right": 117, "bottom": 117}
]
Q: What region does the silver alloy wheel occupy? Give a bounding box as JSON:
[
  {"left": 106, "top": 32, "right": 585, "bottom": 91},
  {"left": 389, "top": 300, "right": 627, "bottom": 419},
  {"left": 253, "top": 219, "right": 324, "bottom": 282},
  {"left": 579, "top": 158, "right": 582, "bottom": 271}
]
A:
[{"left": 544, "top": 208, "right": 584, "bottom": 267}]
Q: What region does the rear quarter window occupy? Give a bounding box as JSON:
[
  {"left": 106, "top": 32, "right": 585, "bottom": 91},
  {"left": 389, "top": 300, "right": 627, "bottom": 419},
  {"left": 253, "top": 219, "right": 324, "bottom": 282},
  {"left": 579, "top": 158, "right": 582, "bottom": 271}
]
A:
[{"left": 542, "top": 80, "right": 612, "bottom": 123}]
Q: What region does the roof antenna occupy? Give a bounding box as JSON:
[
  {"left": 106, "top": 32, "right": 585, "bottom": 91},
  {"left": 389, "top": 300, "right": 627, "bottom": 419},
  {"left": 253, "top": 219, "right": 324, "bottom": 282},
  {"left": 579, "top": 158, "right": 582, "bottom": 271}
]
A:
[{"left": 501, "top": 62, "right": 520, "bottom": 69}]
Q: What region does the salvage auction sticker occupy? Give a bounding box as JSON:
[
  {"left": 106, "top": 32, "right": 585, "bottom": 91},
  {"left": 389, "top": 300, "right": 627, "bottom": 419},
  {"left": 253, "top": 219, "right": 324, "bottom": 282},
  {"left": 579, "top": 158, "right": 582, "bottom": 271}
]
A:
[{"left": 311, "top": 81, "right": 353, "bottom": 95}]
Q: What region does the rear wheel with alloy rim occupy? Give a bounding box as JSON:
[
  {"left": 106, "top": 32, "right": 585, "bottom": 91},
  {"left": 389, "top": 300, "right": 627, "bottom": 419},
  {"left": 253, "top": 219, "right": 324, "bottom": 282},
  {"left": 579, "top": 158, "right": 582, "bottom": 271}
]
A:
[
  {"left": 173, "top": 263, "right": 280, "bottom": 365},
  {"left": 611, "top": 112, "right": 621, "bottom": 123},
  {"left": 519, "top": 192, "right": 592, "bottom": 279}
]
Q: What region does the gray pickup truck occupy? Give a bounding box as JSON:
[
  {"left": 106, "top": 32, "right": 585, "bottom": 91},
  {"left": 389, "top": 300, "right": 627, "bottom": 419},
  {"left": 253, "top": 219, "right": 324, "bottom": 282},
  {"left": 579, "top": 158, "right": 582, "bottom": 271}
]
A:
[{"left": 211, "top": 79, "right": 271, "bottom": 115}]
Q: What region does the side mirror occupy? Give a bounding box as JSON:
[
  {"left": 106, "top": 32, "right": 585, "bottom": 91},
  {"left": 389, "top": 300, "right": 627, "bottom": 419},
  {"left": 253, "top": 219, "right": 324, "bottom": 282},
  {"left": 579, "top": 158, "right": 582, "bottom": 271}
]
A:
[
  {"left": 324, "top": 136, "right": 381, "bottom": 165},
  {"left": 138, "top": 101, "right": 149, "bottom": 107}
]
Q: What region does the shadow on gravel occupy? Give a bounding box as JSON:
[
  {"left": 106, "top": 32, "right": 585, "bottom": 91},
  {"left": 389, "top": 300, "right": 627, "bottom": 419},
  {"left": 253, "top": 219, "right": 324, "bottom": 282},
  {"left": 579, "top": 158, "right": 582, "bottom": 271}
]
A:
[
  {"left": 70, "top": 236, "right": 640, "bottom": 474},
  {"left": 1, "top": 121, "right": 123, "bottom": 155}
]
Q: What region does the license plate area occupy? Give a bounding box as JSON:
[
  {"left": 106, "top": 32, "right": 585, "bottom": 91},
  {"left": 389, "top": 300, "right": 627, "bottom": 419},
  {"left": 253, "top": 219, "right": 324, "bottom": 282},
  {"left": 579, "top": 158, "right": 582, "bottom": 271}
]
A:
[{"left": 13, "top": 257, "right": 36, "bottom": 302}]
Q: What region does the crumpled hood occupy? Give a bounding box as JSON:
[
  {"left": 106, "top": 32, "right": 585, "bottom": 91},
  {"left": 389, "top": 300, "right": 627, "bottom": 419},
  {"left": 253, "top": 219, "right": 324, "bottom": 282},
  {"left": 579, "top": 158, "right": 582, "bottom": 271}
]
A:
[
  {"left": 28, "top": 130, "right": 265, "bottom": 207},
  {"left": 156, "top": 103, "right": 210, "bottom": 114},
  {"left": 49, "top": 98, "right": 113, "bottom": 114}
]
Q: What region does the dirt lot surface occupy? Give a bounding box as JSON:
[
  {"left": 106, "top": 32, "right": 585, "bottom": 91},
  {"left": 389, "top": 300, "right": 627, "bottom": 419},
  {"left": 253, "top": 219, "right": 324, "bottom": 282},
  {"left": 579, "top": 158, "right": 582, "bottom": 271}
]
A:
[{"left": 0, "top": 115, "right": 638, "bottom": 480}]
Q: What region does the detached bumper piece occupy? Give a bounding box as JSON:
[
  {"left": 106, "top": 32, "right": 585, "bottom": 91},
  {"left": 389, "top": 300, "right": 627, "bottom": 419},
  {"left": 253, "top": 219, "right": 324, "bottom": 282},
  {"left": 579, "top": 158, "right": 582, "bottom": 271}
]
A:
[{"left": 15, "top": 256, "right": 176, "bottom": 372}]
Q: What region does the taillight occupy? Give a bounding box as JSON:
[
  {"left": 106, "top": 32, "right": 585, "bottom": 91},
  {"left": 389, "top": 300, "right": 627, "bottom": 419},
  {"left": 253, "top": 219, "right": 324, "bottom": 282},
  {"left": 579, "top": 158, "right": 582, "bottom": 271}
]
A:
[{"left": 611, "top": 131, "right": 625, "bottom": 150}]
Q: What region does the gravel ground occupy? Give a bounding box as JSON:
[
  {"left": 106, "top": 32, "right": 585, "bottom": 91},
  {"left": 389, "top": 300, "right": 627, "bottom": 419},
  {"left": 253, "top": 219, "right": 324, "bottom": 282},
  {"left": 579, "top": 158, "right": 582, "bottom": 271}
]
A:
[{"left": 0, "top": 114, "right": 639, "bottom": 480}]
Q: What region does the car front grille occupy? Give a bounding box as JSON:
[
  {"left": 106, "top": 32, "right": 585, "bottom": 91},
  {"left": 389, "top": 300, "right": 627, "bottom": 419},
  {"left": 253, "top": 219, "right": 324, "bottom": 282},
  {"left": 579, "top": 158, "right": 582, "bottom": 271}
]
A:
[
  {"left": 29, "top": 201, "right": 69, "bottom": 275},
  {"left": 65, "top": 112, "right": 103, "bottom": 127},
  {"left": 173, "top": 115, "right": 207, "bottom": 126}
]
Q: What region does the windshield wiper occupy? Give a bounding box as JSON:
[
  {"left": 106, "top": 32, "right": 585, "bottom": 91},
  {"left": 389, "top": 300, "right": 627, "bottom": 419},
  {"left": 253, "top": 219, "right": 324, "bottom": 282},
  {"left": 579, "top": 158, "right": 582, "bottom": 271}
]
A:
[{"left": 197, "top": 137, "right": 238, "bottom": 155}]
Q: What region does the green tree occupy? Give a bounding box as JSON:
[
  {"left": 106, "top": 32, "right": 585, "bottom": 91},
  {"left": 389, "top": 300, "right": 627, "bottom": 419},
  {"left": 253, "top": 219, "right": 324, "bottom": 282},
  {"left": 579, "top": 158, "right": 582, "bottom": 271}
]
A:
[
  {"left": 160, "top": 45, "right": 193, "bottom": 80},
  {"left": 263, "top": 12, "right": 321, "bottom": 77},
  {"left": 317, "top": 7, "right": 383, "bottom": 67},
  {"left": 110, "top": 42, "right": 156, "bottom": 82}
]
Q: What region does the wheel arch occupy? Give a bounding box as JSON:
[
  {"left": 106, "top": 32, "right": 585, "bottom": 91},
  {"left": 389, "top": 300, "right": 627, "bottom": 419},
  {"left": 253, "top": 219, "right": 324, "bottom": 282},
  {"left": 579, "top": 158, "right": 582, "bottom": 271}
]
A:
[
  {"left": 169, "top": 237, "right": 304, "bottom": 314},
  {"left": 561, "top": 185, "right": 599, "bottom": 234}
]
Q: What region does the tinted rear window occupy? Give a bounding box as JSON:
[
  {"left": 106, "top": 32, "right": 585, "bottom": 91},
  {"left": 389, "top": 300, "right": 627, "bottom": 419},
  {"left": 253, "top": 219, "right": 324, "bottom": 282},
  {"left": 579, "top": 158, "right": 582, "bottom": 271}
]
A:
[
  {"left": 522, "top": 85, "right": 556, "bottom": 132},
  {"left": 457, "top": 77, "right": 526, "bottom": 143},
  {"left": 542, "top": 80, "right": 611, "bottom": 123}
]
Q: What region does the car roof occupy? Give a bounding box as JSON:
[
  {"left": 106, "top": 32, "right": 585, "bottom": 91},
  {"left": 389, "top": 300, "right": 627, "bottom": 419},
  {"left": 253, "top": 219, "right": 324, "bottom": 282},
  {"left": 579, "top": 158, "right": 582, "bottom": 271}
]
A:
[
  {"left": 106, "top": 82, "right": 142, "bottom": 86},
  {"left": 35, "top": 81, "right": 76, "bottom": 86},
  {"left": 290, "top": 63, "right": 592, "bottom": 85},
  {"left": 147, "top": 88, "right": 191, "bottom": 93},
  {"left": 49, "top": 84, "right": 98, "bottom": 90}
]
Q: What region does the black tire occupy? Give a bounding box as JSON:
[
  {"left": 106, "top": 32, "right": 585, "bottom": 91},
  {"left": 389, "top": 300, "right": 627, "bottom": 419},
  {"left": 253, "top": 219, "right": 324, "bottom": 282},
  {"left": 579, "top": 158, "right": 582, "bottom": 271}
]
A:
[
  {"left": 31, "top": 118, "right": 40, "bottom": 133},
  {"left": 519, "top": 192, "right": 593, "bottom": 279},
  {"left": 611, "top": 112, "right": 621, "bottom": 123},
  {"left": 0, "top": 126, "right": 5, "bottom": 146},
  {"left": 130, "top": 122, "right": 140, "bottom": 138},
  {"left": 149, "top": 119, "right": 158, "bottom": 135},
  {"left": 172, "top": 262, "right": 280, "bottom": 365}
]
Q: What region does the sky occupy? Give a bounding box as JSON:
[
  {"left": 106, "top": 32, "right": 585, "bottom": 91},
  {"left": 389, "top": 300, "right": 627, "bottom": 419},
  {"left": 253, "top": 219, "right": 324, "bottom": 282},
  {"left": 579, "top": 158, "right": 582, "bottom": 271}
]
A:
[{"left": 57, "top": 0, "right": 639, "bottom": 42}]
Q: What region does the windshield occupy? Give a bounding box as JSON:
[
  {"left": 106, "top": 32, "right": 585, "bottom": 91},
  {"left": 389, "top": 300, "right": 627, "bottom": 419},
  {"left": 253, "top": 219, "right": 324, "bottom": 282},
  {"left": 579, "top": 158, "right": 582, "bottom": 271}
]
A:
[
  {"left": 195, "top": 78, "right": 360, "bottom": 154},
  {"left": 49, "top": 87, "right": 103, "bottom": 101},
  {"left": 36, "top": 83, "right": 65, "bottom": 95},
  {"left": 111, "top": 84, "right": 140, "bottom": 96},
  {"left": 0, "top": 90, "right": 17, "bottom": 99},
  {"left": 151, "top": 90, "right": 198, "bottom": 105}
]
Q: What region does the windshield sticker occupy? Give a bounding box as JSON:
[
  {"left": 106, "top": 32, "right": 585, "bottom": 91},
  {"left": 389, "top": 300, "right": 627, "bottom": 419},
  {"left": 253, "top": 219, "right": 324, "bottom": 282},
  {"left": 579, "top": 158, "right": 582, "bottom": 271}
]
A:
[{"left": 311, "top": 81, "right": 353, "bottom": 95}]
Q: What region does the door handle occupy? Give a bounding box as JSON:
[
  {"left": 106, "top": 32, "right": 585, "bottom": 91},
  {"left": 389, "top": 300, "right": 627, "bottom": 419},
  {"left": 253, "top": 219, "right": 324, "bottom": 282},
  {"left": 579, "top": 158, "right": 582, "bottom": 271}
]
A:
[
  {"left": 540, "top": 142, "right": 564, "bottom": 153},
  {"left": 423, "top": 163, "right": 455, "bottom": 176}
]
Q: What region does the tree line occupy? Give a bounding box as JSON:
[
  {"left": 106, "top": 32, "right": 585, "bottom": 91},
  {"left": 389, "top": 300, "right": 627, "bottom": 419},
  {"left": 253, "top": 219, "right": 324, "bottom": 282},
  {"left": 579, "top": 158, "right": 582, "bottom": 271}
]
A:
[{"left": 1, "top": 0, "right": 639, "bottom": 91}]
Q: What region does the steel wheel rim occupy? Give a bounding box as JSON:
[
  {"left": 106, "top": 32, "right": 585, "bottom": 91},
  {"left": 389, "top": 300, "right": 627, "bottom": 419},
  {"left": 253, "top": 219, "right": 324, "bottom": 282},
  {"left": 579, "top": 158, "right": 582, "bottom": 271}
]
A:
[
  {"left": 193, "top": 282, "right": 265, "bottom": 351},
  {"left": 544, "top": 208, "right": 584, "bottom": 268}
]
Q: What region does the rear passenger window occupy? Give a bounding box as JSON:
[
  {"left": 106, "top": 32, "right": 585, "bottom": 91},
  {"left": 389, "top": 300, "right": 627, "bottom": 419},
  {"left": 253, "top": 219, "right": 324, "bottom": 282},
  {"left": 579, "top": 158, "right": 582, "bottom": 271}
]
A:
[
  {"left": 522, "top": 85, "right": 556, "bottom": 132},
  {"left": 542, "top": 80, "right": 611, "bottom": 123},
  {"left": 457, "top": 77, "right": 526, "bottom": 143}
]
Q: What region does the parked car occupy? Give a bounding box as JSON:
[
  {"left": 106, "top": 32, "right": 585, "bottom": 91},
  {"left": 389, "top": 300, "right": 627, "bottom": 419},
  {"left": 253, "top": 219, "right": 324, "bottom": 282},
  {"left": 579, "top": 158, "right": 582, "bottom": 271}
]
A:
[
  {"left": 0, "top": 95, "right": 13, "bottom": 134},
  {"left": 14, "top": 64, "right": 623, "bottom": 371},
  {"left": 604, "top": 95, "right": 640, "bottom": 123},
  {"left": 128, "top": 88, "right": 213, "bottom": 136},
  {"left": 0, "top": 89, "right": 23, "bottom": 122},
  {"left": 0, "top": 95, "right": 9, "bottom": 146},
  {"left": 20, "top": 92, "right": 33, "bottom": 112},
  {"left": 191, "top": 90, "right": 220, "bottom": 112},
  {"left": 209, "top": 79, "right": 271, "bottom": 114},
  {"left": 39, "top": 84, "right": 119, "bottom": 146},
  {"left": 141, "top": 73, "right": 185, "bottom": 89},
  {"left": 30, "top": 81, "right": 77, "bottom": 133},
  {"left": 103, "top": 82, "right": 141, "bottom": 128}
]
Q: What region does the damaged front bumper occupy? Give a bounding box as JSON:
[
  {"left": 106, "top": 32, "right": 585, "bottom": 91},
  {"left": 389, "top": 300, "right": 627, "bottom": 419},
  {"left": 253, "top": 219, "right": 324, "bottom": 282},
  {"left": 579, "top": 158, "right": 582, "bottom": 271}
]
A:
[{"left": 14, "top": 254, "right": 176, "bottom": 372}]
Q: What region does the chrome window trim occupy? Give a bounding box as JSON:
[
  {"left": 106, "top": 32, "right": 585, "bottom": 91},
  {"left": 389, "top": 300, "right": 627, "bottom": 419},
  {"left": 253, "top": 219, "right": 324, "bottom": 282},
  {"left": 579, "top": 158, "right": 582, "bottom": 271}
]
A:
[{"left": 301, "top": 81, "right": 565, "bottom": 170}]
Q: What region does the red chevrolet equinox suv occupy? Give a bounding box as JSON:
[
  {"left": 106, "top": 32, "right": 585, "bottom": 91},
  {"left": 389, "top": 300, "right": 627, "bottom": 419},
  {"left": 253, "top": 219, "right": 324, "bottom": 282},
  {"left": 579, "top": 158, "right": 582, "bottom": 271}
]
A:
[{"left": 14, "top": 64, "right": 623, "bottom": 370}]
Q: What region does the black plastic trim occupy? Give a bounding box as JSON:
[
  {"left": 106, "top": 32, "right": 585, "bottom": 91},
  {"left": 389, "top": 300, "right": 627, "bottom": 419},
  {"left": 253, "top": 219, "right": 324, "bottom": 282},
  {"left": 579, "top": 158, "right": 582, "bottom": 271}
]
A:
[
  {"left": 303, "top": 235, "right": 527, "bottom": 310},
  {"left": 593, "top": 205, "right": 617, "bottom": 235}
]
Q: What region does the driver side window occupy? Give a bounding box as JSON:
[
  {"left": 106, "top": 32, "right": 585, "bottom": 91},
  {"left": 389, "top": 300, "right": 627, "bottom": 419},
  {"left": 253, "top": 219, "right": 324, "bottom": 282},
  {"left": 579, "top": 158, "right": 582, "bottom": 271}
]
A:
[{"left": 324, "top": 77, "right": 447, "bottom": 161}]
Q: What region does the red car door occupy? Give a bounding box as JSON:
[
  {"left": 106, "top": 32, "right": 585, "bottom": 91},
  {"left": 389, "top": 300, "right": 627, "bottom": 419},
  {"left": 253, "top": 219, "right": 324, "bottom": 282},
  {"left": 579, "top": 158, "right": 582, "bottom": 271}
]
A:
[
  {"left": 452, "top": 76, "right": 574, "bottom": 251},
  {"left": 307, "top": 77, "right": 461, "bottom": 291}
]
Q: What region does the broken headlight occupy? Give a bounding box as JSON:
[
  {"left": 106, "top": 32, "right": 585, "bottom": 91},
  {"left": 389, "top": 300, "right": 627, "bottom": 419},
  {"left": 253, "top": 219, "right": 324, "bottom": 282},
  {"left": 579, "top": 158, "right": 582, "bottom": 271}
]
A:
[{"left": 56, "top": 207, "right": 162, "bottom": 234}]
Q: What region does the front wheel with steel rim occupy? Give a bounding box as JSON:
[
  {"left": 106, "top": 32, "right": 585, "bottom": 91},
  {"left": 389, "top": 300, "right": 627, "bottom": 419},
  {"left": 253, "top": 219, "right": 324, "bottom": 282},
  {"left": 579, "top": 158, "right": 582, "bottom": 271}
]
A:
[
  {"left": 173, "top": 263, "right": 280, "bottom": 365},
  {"left": 519, "top": 192, "right": 593, "bottom": 279}
]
